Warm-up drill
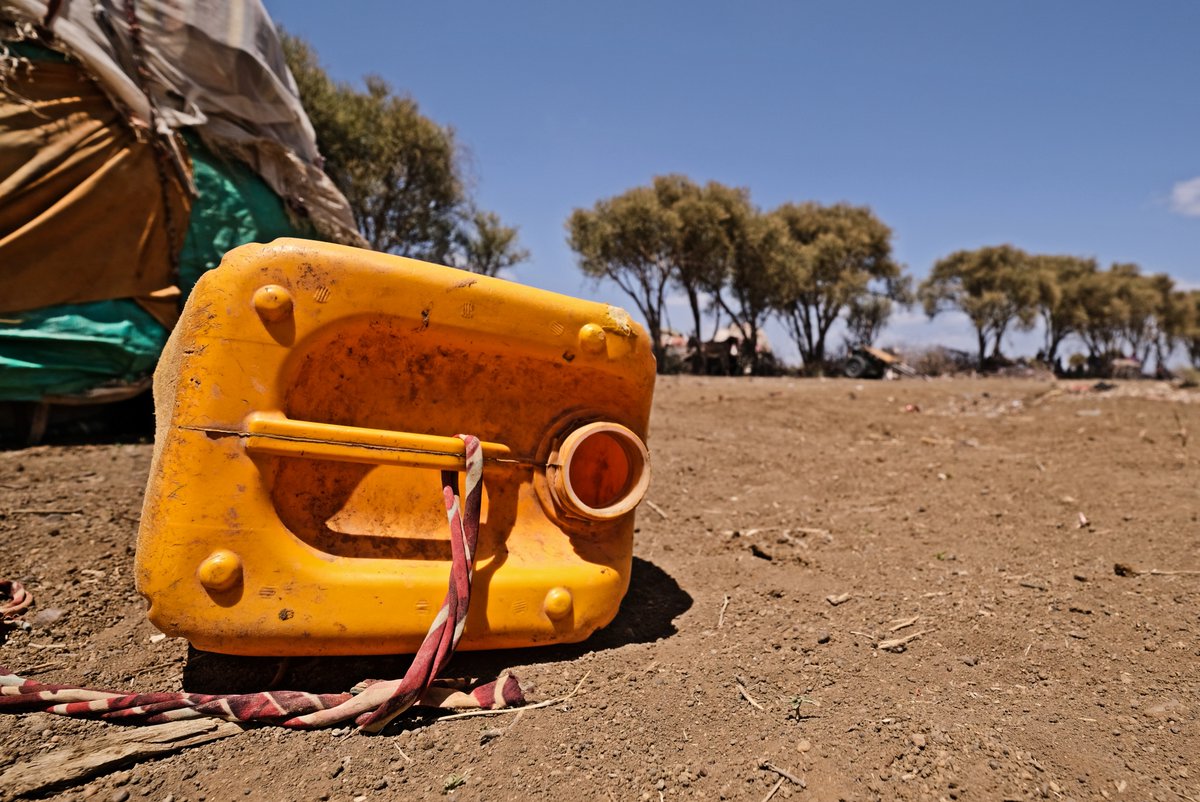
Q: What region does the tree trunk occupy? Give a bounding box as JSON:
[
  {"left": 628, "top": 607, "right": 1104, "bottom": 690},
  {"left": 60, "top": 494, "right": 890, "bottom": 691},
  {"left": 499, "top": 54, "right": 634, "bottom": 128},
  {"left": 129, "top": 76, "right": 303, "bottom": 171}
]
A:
[{"left": 686, "top": 286, "right": 704, "bottom": 375}]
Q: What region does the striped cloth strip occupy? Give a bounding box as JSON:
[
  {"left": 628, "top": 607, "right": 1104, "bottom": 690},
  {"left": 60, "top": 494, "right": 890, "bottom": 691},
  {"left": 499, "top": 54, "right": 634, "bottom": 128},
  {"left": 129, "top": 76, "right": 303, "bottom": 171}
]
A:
[{"left": 0, "top": 434, "right": 524, "bottom": 733}]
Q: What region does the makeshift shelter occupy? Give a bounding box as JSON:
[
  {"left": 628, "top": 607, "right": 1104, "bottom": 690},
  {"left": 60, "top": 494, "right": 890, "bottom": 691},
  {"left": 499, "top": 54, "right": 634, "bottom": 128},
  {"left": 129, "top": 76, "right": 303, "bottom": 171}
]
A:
[{"left": 0, "top": 0, "right": 362, "bottom": 414}]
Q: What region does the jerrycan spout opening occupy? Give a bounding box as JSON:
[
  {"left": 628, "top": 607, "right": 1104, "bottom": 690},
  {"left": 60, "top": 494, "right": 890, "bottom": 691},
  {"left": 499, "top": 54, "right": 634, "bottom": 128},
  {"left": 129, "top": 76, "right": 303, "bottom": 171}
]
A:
[{"left": 550, "top": 421, "right": 650, "bottom": 521}]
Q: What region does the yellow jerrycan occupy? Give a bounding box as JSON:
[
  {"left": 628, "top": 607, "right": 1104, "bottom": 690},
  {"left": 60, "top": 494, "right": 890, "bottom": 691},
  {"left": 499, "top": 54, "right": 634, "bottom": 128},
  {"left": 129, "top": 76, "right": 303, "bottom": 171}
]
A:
[{"left": 135, "top": 239, "right": 656, "bottom": 656}]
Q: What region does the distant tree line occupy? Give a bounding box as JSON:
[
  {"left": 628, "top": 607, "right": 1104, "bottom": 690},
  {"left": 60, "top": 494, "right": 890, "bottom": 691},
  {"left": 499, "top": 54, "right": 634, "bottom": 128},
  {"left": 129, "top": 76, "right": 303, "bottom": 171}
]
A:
[
  {"left": 920, "top": 246, "right": 1200, "bottom": 373},
  {"left": 566, "top": 176, "right": 909, "bottom": 374},
  {"left": 567, "top": 177, "right": 1200, "bottom": 376}
]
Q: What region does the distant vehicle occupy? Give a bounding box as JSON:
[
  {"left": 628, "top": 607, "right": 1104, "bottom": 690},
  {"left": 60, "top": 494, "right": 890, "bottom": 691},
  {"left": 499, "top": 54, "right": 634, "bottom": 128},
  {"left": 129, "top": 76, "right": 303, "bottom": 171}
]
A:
[{"left": 843, "top": 345, "right": 916, "bottom": 379}]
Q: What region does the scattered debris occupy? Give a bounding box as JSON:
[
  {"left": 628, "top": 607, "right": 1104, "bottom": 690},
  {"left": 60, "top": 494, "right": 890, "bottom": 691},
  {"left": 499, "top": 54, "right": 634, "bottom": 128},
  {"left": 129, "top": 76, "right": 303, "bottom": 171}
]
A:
[
  {"left": 1077, "top": 512, "right": 1090, "bottom": 529},
  {"left": 826, "top": 592, "right": 851, "bottom": 606}
]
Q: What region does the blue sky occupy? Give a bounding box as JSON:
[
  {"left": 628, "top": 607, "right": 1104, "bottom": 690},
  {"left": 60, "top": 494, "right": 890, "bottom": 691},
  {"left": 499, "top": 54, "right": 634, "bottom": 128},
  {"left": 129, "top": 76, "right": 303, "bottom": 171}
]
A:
[{"left": 263, "top": 0, "right": 1200, "bottom": 363}]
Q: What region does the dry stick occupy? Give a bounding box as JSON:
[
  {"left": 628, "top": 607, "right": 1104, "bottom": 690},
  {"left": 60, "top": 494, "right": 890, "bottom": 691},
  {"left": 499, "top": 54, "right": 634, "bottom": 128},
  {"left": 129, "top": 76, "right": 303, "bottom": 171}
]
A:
[
  {"left": 718, "top": 594, "right": 731, "bottom": 629},
  {"left": 0, "top": 719, "right": 242, "bottom": 797},
  {"left": 436, "top": 671, "right": 590, "bottom": 722},
  {"left": 480, "top": 708, "right": 525, "bottom": 743},
  {"left": 736, "top": 676, "right": 764, "bottom": 711},
  {"left": 10, "top": 508, "right": 84, "bottom": 516},
  {"left": 761, "top": 776, "right": 785, "bottom": 802},
  {"left": 644, "top": 500, "right": 670, "bottom": 520},
  {"left": 1115, "top": 562, "right": 1200, "bottom": 577},
  {"left": 877, "top": 630, "right": 928, "bottom": 652},
  {"left": 759, "top": 760, "right": 803, "bottom": 785},
  {"left": 888, "top": 615, "right": 920, "bottom": 633}
]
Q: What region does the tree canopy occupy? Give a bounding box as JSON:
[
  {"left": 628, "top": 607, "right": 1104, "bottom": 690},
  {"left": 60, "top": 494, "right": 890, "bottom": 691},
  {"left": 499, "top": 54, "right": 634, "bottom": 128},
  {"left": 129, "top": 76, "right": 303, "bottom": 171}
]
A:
[
  {"left": 772, "top": 202, "right": 906, "bottom": 371},
  {"left": 919, "top": 245, "right": 1040, "bottom": 368},
  {"left": 282, "top": 35, "right": 527, "bottom": 275}
]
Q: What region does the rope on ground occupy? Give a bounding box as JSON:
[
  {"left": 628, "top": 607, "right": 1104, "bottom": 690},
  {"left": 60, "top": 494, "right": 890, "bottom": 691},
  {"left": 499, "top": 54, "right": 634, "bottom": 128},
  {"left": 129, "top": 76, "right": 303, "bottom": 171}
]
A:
[{"left": 0, "top": 434, "right": 525, "bottom": 734}]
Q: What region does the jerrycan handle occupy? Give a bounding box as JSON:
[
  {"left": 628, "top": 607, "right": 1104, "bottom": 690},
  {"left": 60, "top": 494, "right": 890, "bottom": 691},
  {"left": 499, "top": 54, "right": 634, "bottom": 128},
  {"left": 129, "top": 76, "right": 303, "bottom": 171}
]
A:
[{"left": 241, "top": 412, "right": 515, "bottom": 470}]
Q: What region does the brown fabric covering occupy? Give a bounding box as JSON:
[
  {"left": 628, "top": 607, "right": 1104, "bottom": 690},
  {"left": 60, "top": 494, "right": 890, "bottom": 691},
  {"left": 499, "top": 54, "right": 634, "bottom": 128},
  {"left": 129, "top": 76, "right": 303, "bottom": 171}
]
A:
[{"left": 0, "top": 58, "right": 190, "bottom": 314}]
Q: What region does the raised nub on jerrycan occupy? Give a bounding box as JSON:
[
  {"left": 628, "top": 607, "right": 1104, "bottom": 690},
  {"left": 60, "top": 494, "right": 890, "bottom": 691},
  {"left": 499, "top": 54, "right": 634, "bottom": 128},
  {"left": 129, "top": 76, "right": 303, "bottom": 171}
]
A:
[{"left": 135, "top": 239, "right": 656, "bottom": 656}]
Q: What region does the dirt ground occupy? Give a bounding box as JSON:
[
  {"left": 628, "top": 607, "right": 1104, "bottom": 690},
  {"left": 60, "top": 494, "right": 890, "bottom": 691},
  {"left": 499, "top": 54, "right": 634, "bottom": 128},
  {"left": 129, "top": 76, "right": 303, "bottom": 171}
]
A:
[{"left": 1, "top": 376, "right": 1198, "bottom": 802}]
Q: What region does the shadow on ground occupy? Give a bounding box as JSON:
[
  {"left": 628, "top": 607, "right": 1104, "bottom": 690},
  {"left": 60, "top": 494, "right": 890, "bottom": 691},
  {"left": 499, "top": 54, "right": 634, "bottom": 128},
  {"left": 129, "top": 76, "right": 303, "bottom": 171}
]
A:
[{"left": 181, "top": 556, "right": 692, "bottom": 697}]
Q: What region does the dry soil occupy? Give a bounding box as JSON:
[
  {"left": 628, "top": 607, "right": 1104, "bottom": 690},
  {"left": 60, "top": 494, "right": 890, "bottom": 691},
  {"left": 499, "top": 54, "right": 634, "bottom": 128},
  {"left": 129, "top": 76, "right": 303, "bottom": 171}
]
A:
[{"left": 1, "top": 376, "right": 1198, "bottom": 801}]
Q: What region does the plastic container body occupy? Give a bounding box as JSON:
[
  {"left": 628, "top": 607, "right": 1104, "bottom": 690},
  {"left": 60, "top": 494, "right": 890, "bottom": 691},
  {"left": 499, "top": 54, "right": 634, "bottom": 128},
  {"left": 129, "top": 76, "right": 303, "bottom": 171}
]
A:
[{"left": 135, "top": 239, "right": 656, "bottom": 656}]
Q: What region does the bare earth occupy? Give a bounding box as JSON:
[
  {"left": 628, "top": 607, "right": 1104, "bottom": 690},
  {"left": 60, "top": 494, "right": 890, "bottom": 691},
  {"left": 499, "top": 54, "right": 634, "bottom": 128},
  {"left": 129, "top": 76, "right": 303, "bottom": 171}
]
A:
[{"left": 2, "top": 376, "right": 1198, "bottom": 802}]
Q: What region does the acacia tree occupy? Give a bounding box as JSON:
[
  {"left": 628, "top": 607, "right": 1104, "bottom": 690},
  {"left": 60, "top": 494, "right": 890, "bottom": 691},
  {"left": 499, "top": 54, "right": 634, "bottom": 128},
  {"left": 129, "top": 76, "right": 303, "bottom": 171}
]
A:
[
  {"left": 282, "top": 35, "right": 527, "bottom": 272},
  {"left": 452, "top": 209, "right": 530, "bottom": 277},
  {"left": 772, "top": 202, "right": 904, "bottom": 372},
  {"left": 650, "top": 176, "right": 735, "bottom": 372},
  {"left": 1187, "top": 291, "right": 1200, "bottom": 368},
  {"left": 920, "top": 245, "right": 1040, "bottom": 369},
  {"left": 1141, "top": 274, "right": 1190, "bottom": 371},
  {"left": 567, "top": 188, "right": 677, "bottom": 370},
  {"left": 1076, "top": 268, "right": 1126, "bottom": 361},
  {"left": 709, "top": 204, "right": 792, "bottom": 375},
  {"left": 1033, "top": 254, "right": 1096, "bottom": 365}
]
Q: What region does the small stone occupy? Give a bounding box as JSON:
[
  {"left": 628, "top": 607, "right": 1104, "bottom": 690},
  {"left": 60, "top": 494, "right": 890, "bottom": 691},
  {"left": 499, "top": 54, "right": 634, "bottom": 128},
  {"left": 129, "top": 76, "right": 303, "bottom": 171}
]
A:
[
  {"left": 961, "top": 656, "right": 978, "bottom": 666},
  {"left": 32, "top": 608, "right": 65, "bottom": 626},
  {"left": 1143, "top": 640, "right": 1157, "bottom": 652},
  {"left": 656, "top": 779, "right": 666, "bottom": 790},
  {"left": 1074, "top": 573, "right": 1088, "bottom": 582},
  {"left": 110, "top": 791, "right": 130, "bottom": 802},
  {"left": 816, "top": 631, "right": 831, "bottom": 644},
  {"left": 911, "top": 733, "right": 926, "bottom": 749},
  {"left": 796, "top": 739, "right": 812, "bottom": 753},
  {"left": 329, "top": 764, "right": 344, "bottom": 779},
  {"left": 373, "top": 778, "right": 388, "bottom": 790}
]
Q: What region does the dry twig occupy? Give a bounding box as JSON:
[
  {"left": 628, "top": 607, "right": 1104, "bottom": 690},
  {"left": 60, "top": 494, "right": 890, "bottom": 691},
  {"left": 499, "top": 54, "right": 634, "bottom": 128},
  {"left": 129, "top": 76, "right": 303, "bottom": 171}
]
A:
[
  {"left": 718, "top": 594, "right": 731, "bottom": 629},
  {"left": 888, "top": 615, "right": 920, "bottom": 633},
  {"left": 759, "top": 760, "right": 803, "bottom": 785},
  {"left": 761, "top": 776, "right": 784, "bottom": 802},
  {"left": 735, "top": 676, "right": 764, "bottom": 711},
  {"left": 877, "top": 630, "right": 928, "bottom": 652},
  {"left": 1114, "top": 563, "right": 1200, "bottom": 577},
  {"left": 644, "top": 500, "right": 669, "bottom": 520}
]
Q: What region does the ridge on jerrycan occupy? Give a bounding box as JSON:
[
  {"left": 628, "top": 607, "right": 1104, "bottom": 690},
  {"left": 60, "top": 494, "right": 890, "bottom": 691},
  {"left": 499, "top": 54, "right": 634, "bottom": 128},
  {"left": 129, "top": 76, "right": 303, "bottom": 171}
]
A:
[{"left": 135, "top": 239, "right": 656, "bottom": 656}]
